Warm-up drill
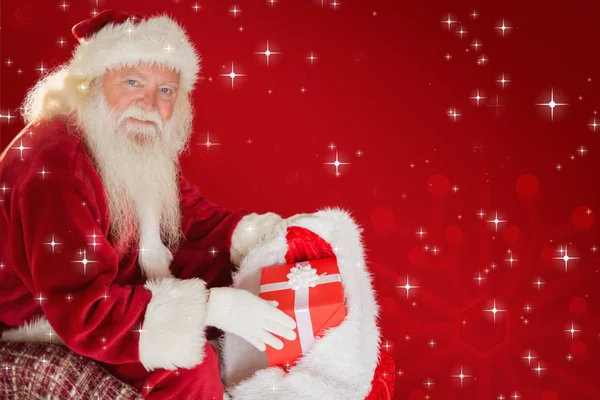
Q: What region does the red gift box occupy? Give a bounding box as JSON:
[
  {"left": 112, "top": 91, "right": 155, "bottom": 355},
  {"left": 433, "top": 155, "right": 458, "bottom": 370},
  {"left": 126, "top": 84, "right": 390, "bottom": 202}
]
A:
[{"left": 259, "top": 257, "right": 347, "bottom": 370}]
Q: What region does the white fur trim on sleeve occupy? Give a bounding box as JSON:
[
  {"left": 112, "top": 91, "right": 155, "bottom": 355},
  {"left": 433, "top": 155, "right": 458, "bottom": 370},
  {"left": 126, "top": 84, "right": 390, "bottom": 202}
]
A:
[
  {"left": 140, "top": 277, "right": 209, "bottom": 371},
  {"left": 230, "top": 212, "right": 284, "bottom": 267}
]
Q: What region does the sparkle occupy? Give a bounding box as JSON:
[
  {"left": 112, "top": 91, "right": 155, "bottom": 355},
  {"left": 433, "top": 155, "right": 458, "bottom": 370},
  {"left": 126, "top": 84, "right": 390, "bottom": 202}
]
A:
[
  {"left": 5, "top": 59, "right": 13, "bottom": 67},
  {"left": 164, "top": 43, "right": 174, "bottom": 53},
  {"left": 198, "top": 131, "right": 221, "bottom": 150},
  {"left": 416, "top": 227, "right": 427, "bottom": 239},
  {"left": 208, "top": 247, "right": 219, "bottom": 257},
  {"left": 537, "top": 88, "right": 568, "bottom": 121},
  {"left": 0, "top": 110, "right": 16, "bottom": 123},
  {"left": 522, "top": 350, "right": 536, "bottom": 366},
  {"left": 424, "top": 378, "right": 434, "bottom": 389},
  {"left": 428, "top": 339, "right": 436, "bottom": 348},
  {"left": 476, "top": 209, "right": 486, "bottom": 219},
  {"left": 267, "top": 0, "right": 278, "bottom": 7},
  {"left": 87, "top": 229, "right": 101, "bottom": 250},
  {"left": 72, "top": 249, "right": 96, "bottom": 275},
  {"left": 523, "top": 304, "right": 533, "bottom": 313},
  {"left": 132, "top": 324, "right": 145, "bottom": 336},
  {"left": 566, "top": 353, "right": 574, "bottom": 362},
  {"left": 577, "top": 145, "right": 587, "bottom": 156},
  {"left": 589, "top": 117, "right": 599, "bottom": 132},
  {"left": 470, "top": 89, "right": 487, "bottom": 106},
  {"left": 35, "top": 63, "right": 49, "bottom": 74},
  {"left": 382, "top": 341, "right": 392, "bottom": 351},
  {"left": 220, "top": 63, "right": 246, "bottom": 89},
  {"left": 12, "top": 139, "right": 32, "bottom": 161},
  {"left": 505, "top": 250, "right": 518, "bottom": 267},
  {"left": 59, "top": 1, "right": 69, "bottom": 11},
  {"left": 456, "top": 25, "right": 468, "bottom": 38},
  {"left": 44, "top": 234, "right": 63, "bottom": 254},
  {"left": 445, "top": 53, "right": 452, "bottom": 61},
  {"left": 533, "top": 361, "right": 546, "bottom": 377},
  {"left": 397, "top": 276, "right": 419, "bottom": 298},
  {"left": 511, "top": 392, "right": 521, "bottom": 400},
  {"left": 470, "top": 10, "right": 479, "bottom": 19},
  {"left": 57, "top": 37, "right": 67, "bottom": 47},
  {"left": 191, "top": 2, "right": 201, "bottom": 12},
  {"left": 483, "top": 298, "right": 505, "bottom": 323},
  {"left": 324, "top": 151, "right": 349, "bottom": 177},
  {"left": 471, "top": 39, "right": 482, "bottom": 51},
  {"left": 564, "top": 322, "right": 581, "bottom": 339},
  {"left": 65, "top": 293, "right": 73, "bottom": 302},
  {"left": 256, "top": 40, "right": 280, "bottom": 66},
  {"left": 441, "top": 14, "right": 458, "bottom": 30},
  {"left": 37, "top": 166, "right": 50, "bottom": 180},
  {"left": 474, "top": 272, "right": 486, "bottom": 285},
  {"left": 477, "top": 54, "right": 489, "bottom": 66},
  {"left": 330, "top": 0, "right": 341, "bottom": 10},
  {"left": 447, "top": 108, "right": 462, "bottom": 122},
  {"left": 553, "top": 245, "right": 579, "bottom": 272},
  {"left": 486, "top": 211, "right": 506, "bottom": 231},
  {"left": 306, "top": 52, "right": 319, "bottom": 64},
  {"left": 451, "top": 365, "right": 473, "bottom": 387},
  {"left": 496, "top": 73, "right": 511, "bottom": 89},
  {"left": 495, "top": 19, "right": 512, "bottom": 37},
  {"left": 229, "top": 4, "right": 242, "bottom": 17},
  {"left": 35, "top": 293, "right": 48, "bottom": 304}
]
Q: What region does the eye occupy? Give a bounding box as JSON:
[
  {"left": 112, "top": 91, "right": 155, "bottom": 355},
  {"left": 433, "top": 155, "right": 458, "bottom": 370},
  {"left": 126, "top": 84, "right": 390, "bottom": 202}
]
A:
[
  {"left": 160, "top": 87, "right": 172, "bottom": 95},
  {"left": 127, "top": 79, "right": 138, "bottom": 86}
]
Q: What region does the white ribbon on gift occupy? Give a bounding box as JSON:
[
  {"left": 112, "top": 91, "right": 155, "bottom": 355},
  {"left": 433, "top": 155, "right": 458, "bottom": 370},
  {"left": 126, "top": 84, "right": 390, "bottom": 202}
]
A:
[{"left": 259, "top": 261, "right": 342, "bottom": 355}]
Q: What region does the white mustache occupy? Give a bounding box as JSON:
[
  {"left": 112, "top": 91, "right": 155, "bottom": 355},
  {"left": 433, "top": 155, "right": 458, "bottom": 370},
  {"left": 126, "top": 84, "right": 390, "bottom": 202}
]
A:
[{"left": 118, "top": 106, "right": 163, "bottom": 133}]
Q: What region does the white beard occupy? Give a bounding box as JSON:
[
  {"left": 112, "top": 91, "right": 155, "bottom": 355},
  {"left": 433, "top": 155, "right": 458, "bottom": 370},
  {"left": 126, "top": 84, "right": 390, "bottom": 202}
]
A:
[{"left": 77, "top": 83, "right": 183, "bottom": 254}]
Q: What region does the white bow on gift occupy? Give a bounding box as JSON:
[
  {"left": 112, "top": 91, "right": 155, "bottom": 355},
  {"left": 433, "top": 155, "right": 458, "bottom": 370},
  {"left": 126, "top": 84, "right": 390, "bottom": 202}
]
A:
[{"left": 259, "top": 261, "right": 342, "bottom": 355}]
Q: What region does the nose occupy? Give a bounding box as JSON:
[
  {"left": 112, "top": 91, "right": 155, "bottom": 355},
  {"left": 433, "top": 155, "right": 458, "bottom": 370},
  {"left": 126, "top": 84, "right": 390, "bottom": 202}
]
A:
[{"left": 137, "top": 89, "right": 157, "bottom": 112}]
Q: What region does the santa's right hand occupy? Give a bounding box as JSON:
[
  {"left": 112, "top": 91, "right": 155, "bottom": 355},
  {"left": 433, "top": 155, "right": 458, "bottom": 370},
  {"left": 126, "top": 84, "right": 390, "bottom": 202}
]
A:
[{"left": 205, "top": 287, "right": 297, "bottom": 351}]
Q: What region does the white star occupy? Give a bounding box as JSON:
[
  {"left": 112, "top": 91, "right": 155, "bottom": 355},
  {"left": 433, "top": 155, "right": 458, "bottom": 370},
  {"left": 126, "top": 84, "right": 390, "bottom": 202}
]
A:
[
  {"left": 59, "top": 1, "right": 69, "bottom": 11},
  {"left": 441, "top": 14, "right": 458, "bottom": 30},
  {"left": 72, "top": 249, "right": 96, "bottom": 275},
  {"left": 537, "top": 88, "right": 568, "bottom": 121},
  {"left": 522, "top": 350, "right": 536, "bottom": 366},
  {"left": 44, "top": 234, "right": 63, "bottom": 254},
  {"left": 484, "top": 298, "right": 505, "bottom": 323},
  {"left": 564, "top": 322, "right": 581, "bottom": 339},
  {"left": 533, "top": 361, "right": 546, "bottom": 377},
  {"left": 220, "top": 63, "right": 246, "bottom": 89},
  {"left": 191, "top": 3, "right": 201, "bottom": 12},
  {"left": 306, "top": 52, "right": 319, "bottom": 64},
  {"left": 416, "top": 227, "right": 427, "bottom": 239},
  {"left": 505, "top": 250, "right": 518, "bottom": 267},
  {"left": 533, "top": 276, "right": 545, "bottom": 289},
  {"left": 229, "top": 4, "right": 242, "bottom": 18},
  {"left": 35, "top": 63, "right": 49, "bottom": 75},
  {"left": 474, "top": 272, "right": 486, "bottom": 285},
  {"left": 324, "top": 151, "right": 349, "bottom": 177},
  {"left": 470, "top": 89, "right": 487, "bottom": 106},
  {"left": 87, "top": 229, "right": 102, "bottom": 250},
  {"left": 486, "top": 211, "right": 506, "bottom": 231},
  {"left": 35, "top": 293, "right": 48, "bottom": 304},
  {"left": 589, "top": 117, "right": 599, "bottom": 132},
  {"left": 397, "top": 276, "right": 419, "bottom": 298},
  {"left": 577, "top": 145, "right": 587, "bottom": 156},
  {"left": 12, "top": 138, "right": 32, "bottom": 160},
  {"left": 447, "top": 108, "right": 462, "bottom": 122},
  {"left": 495, "top": 19, "right": 512, "bottom": 37},
  {"left": 553, "top": 245, "right": 579, "bottom": 272},
  {"left": 451, "top": 365, "right": 473, "bottom": 387},
  {"left": 198, "top": 131, "right": 221, "bottom": 151},
  {"left": 471, "top": 39, "right": 482, "bottom": 51},
  {"left": 256, "top": 40, "right": 281, "bottom": 66},
  {"left": 496, "top": 73, "right": 511, "bottom": 88}
]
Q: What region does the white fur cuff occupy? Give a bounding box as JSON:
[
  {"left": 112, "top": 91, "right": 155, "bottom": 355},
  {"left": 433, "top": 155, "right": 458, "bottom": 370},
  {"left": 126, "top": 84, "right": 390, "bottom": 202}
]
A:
[
  {"left": 230, "top": 212, "right": 283, "bottom": 266},
  {"left": 140, "top": 277, "right": 209, "bottom": 371}
]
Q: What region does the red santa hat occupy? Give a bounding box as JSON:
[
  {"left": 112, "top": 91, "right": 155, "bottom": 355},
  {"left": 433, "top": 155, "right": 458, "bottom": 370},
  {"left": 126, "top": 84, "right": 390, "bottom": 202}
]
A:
[{"left": 68, "top": 10, "right": 200, "bottom": 92}]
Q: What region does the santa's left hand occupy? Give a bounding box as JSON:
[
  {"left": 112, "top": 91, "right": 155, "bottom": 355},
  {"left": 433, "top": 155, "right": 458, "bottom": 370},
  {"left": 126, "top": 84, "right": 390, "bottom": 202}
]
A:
[{"left": 138, "top": 242, "right": 174, "bottom": 280}]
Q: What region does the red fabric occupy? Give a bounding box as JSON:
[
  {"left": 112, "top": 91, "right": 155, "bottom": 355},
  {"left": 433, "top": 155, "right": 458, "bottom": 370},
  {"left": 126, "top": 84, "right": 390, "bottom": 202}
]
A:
[
  {"left": 0, "top": 119, "right": 250, "bottom": 398},
  {"left": 71, "top": 9, "right": 144, "bottom": 41},
  {"left": 283, "top": 226, "right": 395, "bottom": 400}
]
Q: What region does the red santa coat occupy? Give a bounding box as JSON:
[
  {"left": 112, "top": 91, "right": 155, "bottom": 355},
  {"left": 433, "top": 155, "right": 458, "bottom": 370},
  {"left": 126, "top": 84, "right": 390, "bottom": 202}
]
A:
[{"left": 0, "top": 118, "right": 283, "bottom": 372}]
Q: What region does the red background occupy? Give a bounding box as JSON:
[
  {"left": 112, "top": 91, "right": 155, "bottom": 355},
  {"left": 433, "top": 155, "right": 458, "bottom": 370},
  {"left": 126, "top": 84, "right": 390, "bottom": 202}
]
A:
[{"left": 1, "top": 1, "right": 599, "bottom": 399}]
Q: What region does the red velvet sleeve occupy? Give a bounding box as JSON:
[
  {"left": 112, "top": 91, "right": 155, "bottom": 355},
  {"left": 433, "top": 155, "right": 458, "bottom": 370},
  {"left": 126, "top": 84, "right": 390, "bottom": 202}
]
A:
[
  {"left": 18, "top": 170, "right": 152, "bottom": 365},
  {"left": 171, "top": 174, "right": 250, "bottom": 288}
]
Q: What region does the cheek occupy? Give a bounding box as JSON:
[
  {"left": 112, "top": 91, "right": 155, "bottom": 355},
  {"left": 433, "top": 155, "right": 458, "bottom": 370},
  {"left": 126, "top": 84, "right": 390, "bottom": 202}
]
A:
[{"left": 112, "top": 93, "right": 137, "bottom": 112}]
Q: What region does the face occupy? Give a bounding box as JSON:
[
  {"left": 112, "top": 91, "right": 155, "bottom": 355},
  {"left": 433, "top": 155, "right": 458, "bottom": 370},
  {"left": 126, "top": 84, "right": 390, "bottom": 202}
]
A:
[{"left": 102, "top": 63, "right": 180, "bottom": 146}]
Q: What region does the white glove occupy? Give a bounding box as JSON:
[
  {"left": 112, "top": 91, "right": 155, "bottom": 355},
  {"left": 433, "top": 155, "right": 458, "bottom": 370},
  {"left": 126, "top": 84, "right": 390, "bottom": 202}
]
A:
[{"left": 205, "top": 287, "right": 297, "bottom": 351}]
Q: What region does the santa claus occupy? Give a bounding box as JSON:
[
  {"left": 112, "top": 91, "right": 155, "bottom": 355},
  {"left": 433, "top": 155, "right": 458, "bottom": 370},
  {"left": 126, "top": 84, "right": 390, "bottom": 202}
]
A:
[{"left": 0, "top": 10, "right": 390, "bottom": 400}]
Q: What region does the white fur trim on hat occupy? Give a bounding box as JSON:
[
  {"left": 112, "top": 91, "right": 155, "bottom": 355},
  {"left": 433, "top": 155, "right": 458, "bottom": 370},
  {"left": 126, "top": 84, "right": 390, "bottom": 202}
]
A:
[{"left": 68, "top": 14, "right": 200, "bottom": 92}]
